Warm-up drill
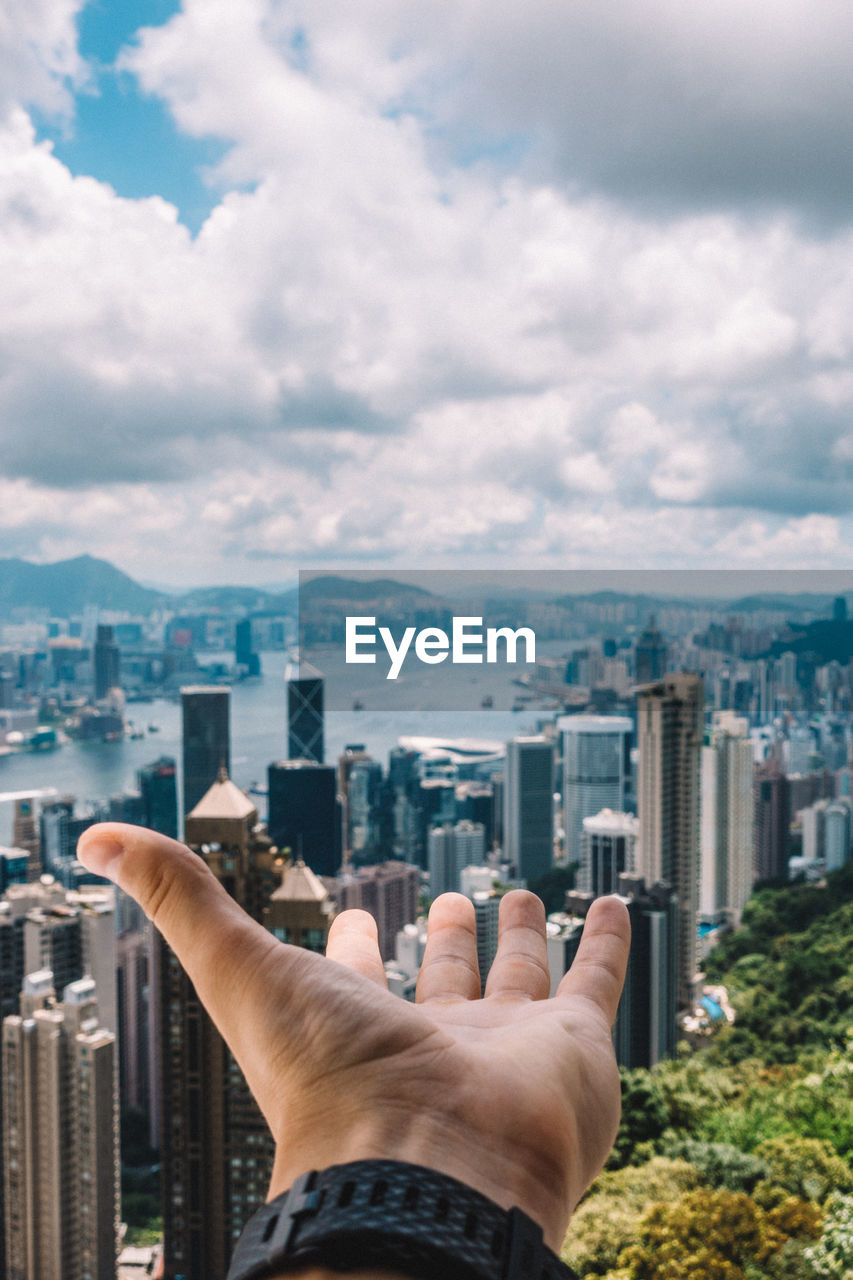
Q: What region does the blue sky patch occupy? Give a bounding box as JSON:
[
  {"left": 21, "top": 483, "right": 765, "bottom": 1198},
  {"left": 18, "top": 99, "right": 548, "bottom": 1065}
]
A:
[{"left": 35, "top": 0, "right": 228, "bottom": 234}]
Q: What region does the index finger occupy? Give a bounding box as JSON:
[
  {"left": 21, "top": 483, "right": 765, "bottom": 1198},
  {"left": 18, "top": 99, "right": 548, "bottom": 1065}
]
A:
[{"left": 554, "top": 895, "right": 630, "bottom": 1024}]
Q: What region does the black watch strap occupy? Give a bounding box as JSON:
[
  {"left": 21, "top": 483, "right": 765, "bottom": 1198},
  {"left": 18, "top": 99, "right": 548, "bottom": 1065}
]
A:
[{"left": 226, "top": 1159, "right": 579, "bottom": 1280}]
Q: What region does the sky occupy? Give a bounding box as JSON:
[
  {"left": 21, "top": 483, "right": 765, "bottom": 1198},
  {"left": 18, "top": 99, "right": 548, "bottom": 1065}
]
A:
[{"left": 2, "top": 1, "right": 853, "bottom": 588}]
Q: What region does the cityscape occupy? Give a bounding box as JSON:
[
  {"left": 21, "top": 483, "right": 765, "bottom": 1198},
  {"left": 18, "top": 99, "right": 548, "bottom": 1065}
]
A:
[
  {"left": 0, "top": 565, "right": 851, "bottom": 1276},
  {"left": 6, "top": 1, "right": 853, "bottom": 1276}
]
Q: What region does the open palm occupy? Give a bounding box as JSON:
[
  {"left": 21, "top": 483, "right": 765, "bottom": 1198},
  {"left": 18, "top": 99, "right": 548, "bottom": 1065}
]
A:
[{"left": 77, "top": 824, "right": 630, "bottom": 1252}]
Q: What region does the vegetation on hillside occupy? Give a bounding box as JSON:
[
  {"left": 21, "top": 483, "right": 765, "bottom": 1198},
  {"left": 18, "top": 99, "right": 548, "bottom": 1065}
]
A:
[{"left": 563, "top": 866, "right": 853, "bottom": 1279}]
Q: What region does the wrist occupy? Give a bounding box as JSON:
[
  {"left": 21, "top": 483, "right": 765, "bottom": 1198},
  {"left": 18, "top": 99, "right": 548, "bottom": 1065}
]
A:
[
  {"left": 230, "top": 1160, "right": 578, "bottom": 1280},
  {"left": 269, "top": 1108, "right": 577, "bottom": 1252}
]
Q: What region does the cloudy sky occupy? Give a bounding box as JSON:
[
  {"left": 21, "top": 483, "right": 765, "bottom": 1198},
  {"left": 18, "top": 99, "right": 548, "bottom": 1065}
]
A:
[{"left": 2, "top": 0, "right": 853, "bottom": 587}]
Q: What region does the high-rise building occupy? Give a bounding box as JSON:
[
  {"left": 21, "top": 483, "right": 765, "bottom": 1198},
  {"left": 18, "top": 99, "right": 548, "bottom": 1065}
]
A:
[
  {"left": 504, "top": 737, "right": 554, "bottom": 884},
  {"left": 267, "top": 759, "right": 340, "bottom": 875},
  {"left": 93, "top": 623, "right": 121, "bottom": 700},
  {"left": 700, "top": 712, "right": 756, "bottom": 926},
  {"left": 578, "top": 809, "right": 639, "bottom": 897},
  {"left": 287, "top": 674, "right": 324, "bottom": 764},
  {"left": 235, "top": 618, "right": 261, "bottom": 677},
  {"left": 471, "top": 891, "right": 500, "bottom": 996},
  {"left": 158, "top": 772, "right": 280, "bottom": 1278},
  {"left": 637, "top": 674, "right": 703, "bottom": 1010},
  {"left": 612, "top": 876, "right": 678, "bottom": 1069},
  {"left": 181, "top": 685, "right": 230, "bottom": 818},
  {"left": 138, "top": 756, "right": 179, "bottom": 839},
  {"left": 634, "top": 615, "right": 668, "bottom": 685},
  {"left": 333, "top": 861, "right": 418, "bottom": 961},
  {"left": 428, "top": 820, "right": 486, "bottom": 898},
  {"left": 2, "top": 972, "right": 119, "bottom": 1280},
  {"left": 559, "top": 715, "right": 632, "bottom": 864},
  {"left": 12, "top": 796, "right": 40, "bottom": 881},
  {"left": 268, "top": 860, "right": 336, "bottom": 950}
]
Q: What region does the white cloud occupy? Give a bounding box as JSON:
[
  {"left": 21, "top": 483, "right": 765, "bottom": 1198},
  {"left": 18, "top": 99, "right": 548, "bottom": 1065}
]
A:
[{"left": 1, "top": 0, "right": 853, "bottom": 582}]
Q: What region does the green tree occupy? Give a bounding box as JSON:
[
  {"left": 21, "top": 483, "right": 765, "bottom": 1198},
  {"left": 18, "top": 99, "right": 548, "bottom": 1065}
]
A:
[{"left": 803, "top": 1192, "right": 853, "bottom": 1278}]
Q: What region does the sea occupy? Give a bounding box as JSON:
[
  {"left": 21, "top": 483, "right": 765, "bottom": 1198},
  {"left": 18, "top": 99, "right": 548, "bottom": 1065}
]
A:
[{"left": 0, "top": 650, "right": 549, "bottom": 844}]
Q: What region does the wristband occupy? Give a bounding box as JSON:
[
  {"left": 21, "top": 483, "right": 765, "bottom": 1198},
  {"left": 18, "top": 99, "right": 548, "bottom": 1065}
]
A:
[{"left": 225, "top": 1159, "right": 579, "bottom": 1280}]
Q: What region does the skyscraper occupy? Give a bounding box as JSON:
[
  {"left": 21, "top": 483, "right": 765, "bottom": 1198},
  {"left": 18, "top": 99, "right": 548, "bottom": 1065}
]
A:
[
  {"left": 754, "top": 759, "right": 790, "bottom": 882},
  {"left": 138, "top": 756, "right": 179, "bottom": 839},
  {"left": 158, "top": 772, "right": 279, "bottom": 1278},
  {"left": 612, "top": 876, "right": 678, "bottom": 1069},
  {"left": 333, "top": 861, "right": 418, "bottom": 961},
  {"left": 578, "top": 808, "right": 639, "bottom": 897},
  {"left": 504, "top": 737, "right": 554, "bottom": 884},
  {"left": 287, "top": 674, "right": 324, "bottom": 764},
  {"left": 428, "top": 820, "right": 486, "bottom": 898},
  {"left": 267, "top": 759, "right": 340, "bottom": 875},
  {"left": 12, "top": 796, "right": 40, "bottom": 881},
  {"left": 559, "top": 715, "right": 632, "bottom": 864},
  {"left": 700, "top": 712, "right": 755, "bottom": 926},
  {"left": 637, "top": 673, "right": 703, "bottom": 1010},
  {"left": 93, "top": 623, "right": 121, "bottom": 700},
  {"left": 2, "top": 972, "right": 119, "bottom": 1280},
  {"left": 181, "top": 685, "right": 230, "bottom": 818},
  {"left": 634, "top": 615, "right": 668, "bottom": 685}
]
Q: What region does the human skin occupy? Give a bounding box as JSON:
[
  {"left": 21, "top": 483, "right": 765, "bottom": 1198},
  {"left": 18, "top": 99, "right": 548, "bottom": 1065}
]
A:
[{"left": 77, "top": 823, "right": 631, "bottom": 1278}]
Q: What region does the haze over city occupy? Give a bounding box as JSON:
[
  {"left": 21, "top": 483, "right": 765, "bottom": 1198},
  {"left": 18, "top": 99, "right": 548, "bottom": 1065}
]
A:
[{"left": 3, "top": 1, "right": 853, "bottom": 586}]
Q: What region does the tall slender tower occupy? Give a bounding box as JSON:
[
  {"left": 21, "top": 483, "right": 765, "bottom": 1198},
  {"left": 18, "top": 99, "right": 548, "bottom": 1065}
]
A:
[
  {"left": 287, "top": 674, "right": 324, "bottom": 764},
  {"left": 181, "top": 686, "right": 230, "bottom": 819},
  {"left": 504, "top": 737, "right": 555, "bottom": 884},
  {"left": 2, "top": 972, "right": 119, "bottom": 1280},
  {"left": 559, "top": 715, "right": 632, "bottom": 864},
  {"left": 701, "top": 712, "right": 755, "bottom": 926},
  {"left": 158, "top": 772, "right": 279, "bottom": 1279},
  {"left": 637, "top": 674, "right": 703, "bottom": 1010}
]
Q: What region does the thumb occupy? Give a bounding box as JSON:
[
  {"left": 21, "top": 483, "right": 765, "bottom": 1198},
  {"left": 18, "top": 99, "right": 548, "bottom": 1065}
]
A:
[{"left": 76, "top": 822, "right": 294, "bottom": 1053}]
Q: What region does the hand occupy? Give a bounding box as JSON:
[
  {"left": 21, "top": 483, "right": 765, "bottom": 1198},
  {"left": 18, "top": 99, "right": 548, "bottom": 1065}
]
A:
[{"left": 77, "top": 824, "right": 630, "bottom": 1255}]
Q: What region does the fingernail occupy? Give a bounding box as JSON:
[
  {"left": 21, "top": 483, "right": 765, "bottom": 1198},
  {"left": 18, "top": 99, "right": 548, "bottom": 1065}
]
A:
[{"left": 76, "top": 833, "right": 125, "bottom": 882}]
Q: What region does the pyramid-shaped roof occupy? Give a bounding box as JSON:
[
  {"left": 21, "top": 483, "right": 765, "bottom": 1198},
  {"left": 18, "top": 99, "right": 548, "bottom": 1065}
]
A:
[
  {"left": 188, "top": 768, "right": 257, "bottom": 822},
  {"left": 272, "top": 859, "right": 329, "bottom": 903}
]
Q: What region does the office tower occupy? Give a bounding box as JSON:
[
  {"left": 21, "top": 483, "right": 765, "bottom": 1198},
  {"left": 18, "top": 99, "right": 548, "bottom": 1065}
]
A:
[
  {"left": 637, "top": 674, "right": 703, "bottom": 1010},
  {"left": 333, "top": 862, "right": 417, "bottom": 961},
  {"left": 287, "top": 674, "right": 324, "bottom": 764},
  {"left": 108, "top": 789, "right": 146, "bottom": 825},
  {"left": 0, "top": 848, "right": 28, "bottom": 893},
  {"left": 181, "top": 685, "right": 230, "bottom": 818},
  {"left": 613, "top": 876, "right": 679, "bottom": 1069},
  {"left": 833, "top": 595, "right": 848, "bottom": 622},
  {"left": 559, "top": 715, "right": 632, "bottom": 864},
  {"left": 455, "top": 782, "right": 495, "bottom": 848},
  {"left": 235, "top": 617, "right": 261, "bottom": 677},
  {"left": 578, "top": 809, "right": 639, "bottom": 897},
  {"left": 117, "top": 925, "right": 150, "bottom": 1114},
  {"left": 93, "top": 622, "right": 121, "bottom": 699},
  {"left": 634, "top": 615, "right": 668, "bottom": 685},
  {"left": 12, "top": 796, "right": 40, "bottom": 881},
  {"left": 268, "top": 860, "right": 336, "bottom": 950},
  {"left": 504, "top": 737, "right": 554, "bottom": 883},
  {"left": 2, "top": 972, "right": 119, "bottom": 1280},
  {"left": 428, "top": 820, "right": 486, "bottom": 898},
  {"left": 138, "top": 756, "right": 179, "bottom": 839},
  {"left": 346, "top": 756, "right": 386, "bottom": 859},
  {"left": 700, "top": 712, "right": 756, "bottom": 926},
  {"left": 472, "top": 891, "right": 501, "bottom": 995},
  {"left": 158, "top": 772, "right": 279, "bottom": 1279},
  {"left": 824, "top": 799, "right": 852, "bottom": 871},
  {"left": 268, "top": 759, "right": 340, "bottom": 876}
]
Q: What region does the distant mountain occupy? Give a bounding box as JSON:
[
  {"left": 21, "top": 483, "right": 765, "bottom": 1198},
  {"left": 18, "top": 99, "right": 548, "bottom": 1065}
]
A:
[
  {"left": 298, "top": 575, "right": 434, "bottom": 602},
  {"left": 0, "top": 555, "right": 164, "bottom": 617}
]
